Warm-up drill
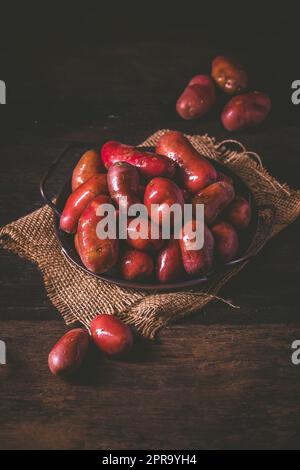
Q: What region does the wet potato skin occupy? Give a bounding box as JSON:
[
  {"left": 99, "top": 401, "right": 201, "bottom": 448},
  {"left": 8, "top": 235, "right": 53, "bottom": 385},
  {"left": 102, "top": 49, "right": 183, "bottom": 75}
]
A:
[
  {"left": 60, "top": 174, "right": 108, "bottom": 234},
  {"left": 107, "top": 161, "right": 141, "bottom": 210},
  {"left": 226, "top": 196, "right": 252, "bottom": 230},
  {"left": 179, "top": 221, "right": 215, "bottom": 275},
  {"left": 221, "top": 91, "right": 271, "bottom": 131},
  {"left": 126, "top": 217, "right": 165, "bottom": 252},
  {"left": 120, "top": 248, "right": 154, "bottom": 281},
  {"left": 157, "top": 238, "right": 184, "bottom": 283},
  {"left": 144, "top": 177, "right": 184, "bottom": 226},
  {"left": 211, "top": 56, "right": 248, "bottom": 95},
  {"left": 48, "top": 328, "right": 90, "bottom": 377},
  {"left": 176, "top": 74, "right": 216, "bottom": 120},
  {"left": 192, "top": 181, "right": 235, "bottom": 225},
  {"left": 90, "top": 314, "right": 133, "bottom": 357},
  {"left": 101, "top": 141, "right": 176, "bottom": 179},
  {"left": 211, "top": 221, "right": 239, "bottom": 263},
  {"left": 72, "top": 149, "right": 105, "bottom": 191},
  {"left": 156, "top": 131, "right": 217, "bottom": 193},
  {"left": 77, "top": 195, "right": 119, "bottom": 274}
]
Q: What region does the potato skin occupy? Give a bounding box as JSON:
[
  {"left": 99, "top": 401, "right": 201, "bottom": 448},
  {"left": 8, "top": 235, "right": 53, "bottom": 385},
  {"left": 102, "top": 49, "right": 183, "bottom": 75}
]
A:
[
  {"left": 60, "top": 174, "right": 108, "bottom": 234},
  {"left": 120, "top": 248, "right": 154, "bottom": 281},
  {"left": 101, "top": 141, "right": 176, "bottom": 179},
  {"left": 192, "top": 181, "right": 235, "bottom": 225},
  {"left": 179, "top": 221, "right": 215, "bottom": 275},
  {"left": 91, "top": 314, "right": 133, "bottom": 356},
  {"left": 144, "top": 177, "right": 184, "bottom": 226},
  {"left": 77, "top": 194, "right": 119, "bottom": 274},
  {"left": 126, "top": 217, "right": 165, "bottom": 252},
  {"left": 211, "top": 56, "right": 248, "bottom": 95},
  {"left": 156, "top": 131, "right": 217, "bottom": 193},
  {"left": 48, "top": 328, "right": 89, "bottom": 377},
  {"left": 107, "top": 162, "right": 140, "bottom": 211},
  {"left": 226, "top": 196, "right": 251, "bottom": 230},
  {"left": 157, "top": 238, "right": 184, "bottom": 283},
  {"left": 176, "top": 75, "right": 216, "bottom": 120},
  {"left": 74, "top": 233, "right": 81, "bottom": 256},
  {"left": 221, "top": 91, "right": 271, "bottom": 131},
  {"left": 211, "top": 221, "right": 239, "bottom": 262},
  {"left": 72, "top": 149, "right": 105, "bottom": 191}
]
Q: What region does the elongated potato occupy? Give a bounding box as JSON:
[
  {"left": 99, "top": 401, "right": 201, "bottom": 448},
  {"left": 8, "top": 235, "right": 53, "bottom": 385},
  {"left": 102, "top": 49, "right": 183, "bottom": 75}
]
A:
[
  {"left": 211, "top": 56, "right": 248, "bottom": 95},
  {"left": 60, "top": 174, "right": 108, "bottom": 234},
  {"left": 72, "top": 149, "right": 104, "bottom": 191},
  {"left": 192, "top": 181, "right": 235, "bottom": 225},
  {"left": 101, "top": 141, "right": 176, "bottom": 179},
  {"left": 176, "top": 75, "right": 216, "bottom": 120},
  {"left": 211, "top": 221, "right": 239, "bottom": 262},
  {"left": 226, "top": 196, "right": 251, "bottom": 230},
  {"left": 179, "top": 221, "right": 215, "bottom": 275},
  {"left": 107, "top": 161, "right": 141, "bottom": 211},
  {"left": 77, "top": 194, "right": 119, "bottom": 273},
  {"left": 221, "top": 92, "right": 271, "bottom": 131},
  {"left": 144, "top": 177, "right": 184, "bottom": 226},
  {"left": 120, "top": 248, "right": 154, "bottom": 281},
  {"left": 48, "top": 328, "right": 89, "bottom": 377},
  {"left": 156, "top": 131, "right": 217, "bottom": 193},
  {"left": 157, "top": 238, "right": 184, "bottom": 283},
  {"left": 125, "top": 217, "right": 165, "bottom": 252}
]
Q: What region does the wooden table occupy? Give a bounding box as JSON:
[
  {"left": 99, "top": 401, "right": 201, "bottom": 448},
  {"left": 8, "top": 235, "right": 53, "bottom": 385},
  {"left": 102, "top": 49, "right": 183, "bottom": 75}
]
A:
[{"left": 1, "top": 6, "right": 300, "bottom": 450}]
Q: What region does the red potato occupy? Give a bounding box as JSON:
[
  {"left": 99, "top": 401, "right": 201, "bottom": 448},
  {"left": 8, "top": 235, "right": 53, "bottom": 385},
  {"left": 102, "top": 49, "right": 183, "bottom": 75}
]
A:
[
  {"left": 211, "top": 56, "right": 248, "bottom": 95},
  {"left": 192, "top": 181, "right": 235, "bottom": 225},
  {"left": 144, "top": 177, "right": 184, "bottom": 226},
  {"left": 77, "top": 194, "right": 119, "bottom": 274},
  {"left": 74, "top": 233, "right": 81, "bottom": 256},
  {"left": 211, "top": 221, "right": 239, "bottom": 262},
  {"left": 156, "top": 131, "right": 217, "bottom": 193},
  {"left": 226, "top": 196, "right": 251, "bottom": 230},
  {"left": 217, "top": 171, "right": 233, "bottom": 186},
  {"left": 60, "top": 174, "right": 108, "bottom": 234},
  {"left": 107, "top": 161, "right": 141, "bottom": 211},
  {"left": 221, "top": 91, "right": 271, "bottom": 131},
  {"left": 48, "top": 328, "right": 89, "bottom": 377},
  {"left": 101, "top": 141, "right": 176, "bottom": 179},
  {"left": 179, "top": 221, "right": 215, "bottom": 275},
  {"left": 176, "top": 74, "right": 216, "bottom": 120},
  {"left": 157, "top": 238, "right": 184, "bottom": 283},
  {"left": 72, "top": 149, "right": 105, "bottom": 191},
  {"left": 91, "top": 314, "right": 133, "bottom": 357},
  {"left": 126, "top": 217, "right": 165, "bottom": 252},
  {"left": 120, "top": 248, "right": 154, "bottom": 281}
]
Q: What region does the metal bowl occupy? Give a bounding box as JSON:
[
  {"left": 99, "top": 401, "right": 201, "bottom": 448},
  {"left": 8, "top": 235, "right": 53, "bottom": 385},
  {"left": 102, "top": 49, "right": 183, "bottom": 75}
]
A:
[{"left": 40, "top": 141, "right": 275, "bottom": 291}]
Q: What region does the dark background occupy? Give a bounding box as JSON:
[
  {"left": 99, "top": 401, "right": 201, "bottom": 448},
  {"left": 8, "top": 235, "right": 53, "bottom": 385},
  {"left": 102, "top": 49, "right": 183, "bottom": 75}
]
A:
[{"left": 1, "top": 4, "right": 300, "bottom": 450}]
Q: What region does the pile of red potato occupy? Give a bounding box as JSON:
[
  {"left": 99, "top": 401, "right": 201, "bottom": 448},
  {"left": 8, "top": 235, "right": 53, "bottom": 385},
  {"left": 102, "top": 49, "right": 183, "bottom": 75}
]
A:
[
  {"left": 176, "top": 56, "right": 271, "bottom": 130},
  {"left": 59, "top": 130, "right": 251, "bottom": 284}
]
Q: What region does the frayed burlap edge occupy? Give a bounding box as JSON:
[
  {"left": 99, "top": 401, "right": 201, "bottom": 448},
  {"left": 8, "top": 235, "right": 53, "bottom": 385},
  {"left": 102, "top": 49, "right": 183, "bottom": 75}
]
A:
[{"left": 1, "top": 130, "right": 300, "bottom": 339}]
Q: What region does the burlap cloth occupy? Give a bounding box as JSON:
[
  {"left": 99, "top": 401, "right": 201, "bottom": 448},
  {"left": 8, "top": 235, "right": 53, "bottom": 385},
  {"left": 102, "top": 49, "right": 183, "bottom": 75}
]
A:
[{"left": 1, "top": 130, "right": 300, "bottom": 338}]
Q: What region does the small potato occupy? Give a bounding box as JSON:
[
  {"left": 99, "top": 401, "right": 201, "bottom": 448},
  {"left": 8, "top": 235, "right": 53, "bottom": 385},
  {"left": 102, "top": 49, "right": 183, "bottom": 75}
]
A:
[
  {"left": 176, "top": 75, "right": 216, "bottom": 120},
  {"left": 179, "top": 221, "right": 215, "bottom": 275},
  {"left": 192, "top": 181, "right": 235, "bottom": 225},
  {"left": 101, "top": 141, "right": 176, "bottom": 179},
  {"left": 107, "top": 161, "right": 140, "bottom": 211},
  {"left": 211, "top": 221, "right": 239, "bottom": 262},
  {"left": 144, "top": 177, "right": 184, "bottom": 226},
  {"left": 157, "top": 238, "right": 184, "bottom": 283},
  {"left": 91, "top": 314, "right": 133, "bottom": 356},
  {"left": 60, "top": 174, "right": 108, "bottom": 234},
  {"left": 126, "top": 217, "right": 165, "bottom": 252},
  {"left": 77, "top": 195, "right": 119, "bottom": 274},
  {"left": 156, "top": 131, "right": 217, "bottom": 193},
  {"left": 211, "top": 56, "right": 248, "bottom": 95},
  {"left": 120, "top": 248, "right": 154, "bottom": 281},
  {"left": 72, "top": 149, "right": 105, "bottom": 191},
  {"left": 48, "top": 328, "right": 89, "bottom": 377},
  {"left": 221, "top": 92, "right": 271, "bottom": 131},
  {"left": 226, "top": 196, "right": 251, "bottom": 230}
]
